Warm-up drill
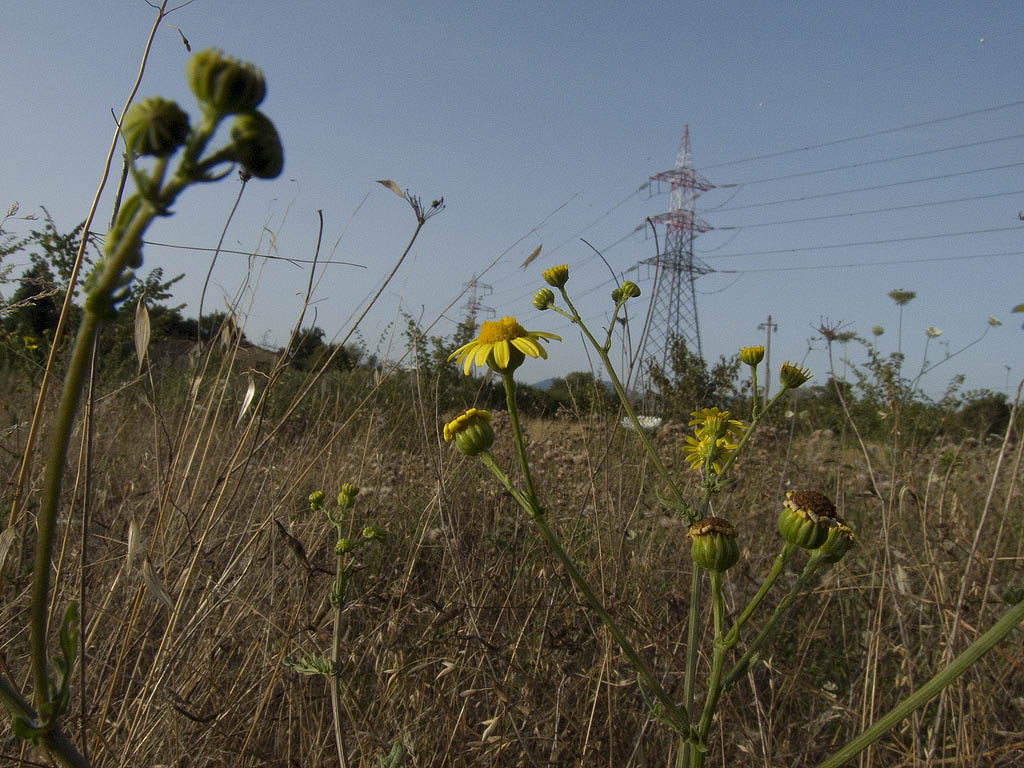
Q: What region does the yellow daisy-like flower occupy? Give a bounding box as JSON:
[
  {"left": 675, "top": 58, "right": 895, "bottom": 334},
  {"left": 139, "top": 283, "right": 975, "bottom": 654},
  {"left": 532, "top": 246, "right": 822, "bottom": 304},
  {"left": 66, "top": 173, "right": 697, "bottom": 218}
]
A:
[
  {"left": 689, "top": 407, "right": 745, "bottom": 442},
  {"left": 443, "top": 408, "right": 494, "bottom": 455},
  {"left": 739, "top": 345, "right": 764, "bottom": 367},
  {"left": 779, "top": 361, "right": 812, "bottom": 389},
  {"left": 447, "top": 316, "right": 560, "bottom": 375},
  {"left": 683, "top": 434, "right": 738, "bottom": 474},
  {"left": 542, "top": 264, "right": 569, "bottom": 288}
]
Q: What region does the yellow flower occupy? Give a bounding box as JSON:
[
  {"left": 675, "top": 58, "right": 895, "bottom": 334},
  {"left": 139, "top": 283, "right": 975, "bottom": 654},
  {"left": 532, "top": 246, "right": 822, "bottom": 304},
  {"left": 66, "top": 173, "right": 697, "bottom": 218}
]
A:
[
  {"left": 683, "top": 434, "right": 738, "bottom": 474},
  {"left": 689, "top": 407, "right": 744, "bottom": 442},
  {"left": 447, "top": 316, "right": 560, "bottom": 374},
  {"left": 739, "top": 345, "right": 764, "bottom": 367},
  {"left": 779, "top": 361, "right": 812, "bottom": 389},
  {"left": 542, "top": 264, "right": 569, "bottom": 288}
]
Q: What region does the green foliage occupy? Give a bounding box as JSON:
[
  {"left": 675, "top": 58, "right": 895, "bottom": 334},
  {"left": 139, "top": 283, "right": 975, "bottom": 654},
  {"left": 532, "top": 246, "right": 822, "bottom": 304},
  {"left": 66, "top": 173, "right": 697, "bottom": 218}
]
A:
[{"left": 647, "top": 337, "right": 744, "bottom": 420}]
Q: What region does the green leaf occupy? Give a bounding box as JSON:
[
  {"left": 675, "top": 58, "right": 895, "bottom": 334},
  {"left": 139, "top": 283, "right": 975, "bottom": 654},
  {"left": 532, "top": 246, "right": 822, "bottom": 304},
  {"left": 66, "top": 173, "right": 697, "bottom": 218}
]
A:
[{"left": 134, "top": 297, "right": 150, "bottom": 374}]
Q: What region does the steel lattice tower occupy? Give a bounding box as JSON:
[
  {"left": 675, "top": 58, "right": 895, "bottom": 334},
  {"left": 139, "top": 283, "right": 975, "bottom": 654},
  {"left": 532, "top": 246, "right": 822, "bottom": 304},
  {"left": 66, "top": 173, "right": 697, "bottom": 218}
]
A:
[{"left": 639, "top": 125, "right": 713, "bottom": 385}]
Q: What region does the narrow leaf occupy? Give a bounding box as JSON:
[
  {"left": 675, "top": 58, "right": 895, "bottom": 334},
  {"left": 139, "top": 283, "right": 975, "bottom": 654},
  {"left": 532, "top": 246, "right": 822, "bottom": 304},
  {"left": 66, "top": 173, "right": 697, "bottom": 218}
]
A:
[
  {"left": 375, "top": 179, "right": 406, "bottom": 199},
  {"left": 142, "top": 556, "right": 175, "bottom": 609},
  {"left": 134, "top": 298, "right": 150, "bottom": 374},
  {"left": 520, "top": 243, "right": 543, "bottom": 270},
  {"left": 126, "top": 518, "right": 142, "bottom": 574},
  {"left": 237, "top": 374, "right": 256, "bottom": 427},
  {"left": 0, "top": 526, "right": 16, "bottom": 574}
]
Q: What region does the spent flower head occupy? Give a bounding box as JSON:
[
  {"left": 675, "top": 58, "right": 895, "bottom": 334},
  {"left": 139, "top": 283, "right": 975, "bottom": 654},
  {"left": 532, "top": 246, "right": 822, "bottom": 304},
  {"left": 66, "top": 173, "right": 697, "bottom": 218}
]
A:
[
  {"left": 778, "top": 489, "right": 837, "bottom": 550},
  {"left": 925, "top": 326, "right": 943, "bottom": 338},
  {"left": 448, "top": 316, "right": 560, "bottom": 375},
  {"left": 779, "top": 361, "right": 812, "bottom": 390},
  {"left": 739, "top": 345, "right": 764, "bottom": 367},
  {"left": 542, "top": 264, "right": 569, "bottom": 288},
  {"left": 443, "top": 408, "right": 495, "bottom": 456},
  {"left": 688, "top": 516, "right": 740, "bottom": 572}
]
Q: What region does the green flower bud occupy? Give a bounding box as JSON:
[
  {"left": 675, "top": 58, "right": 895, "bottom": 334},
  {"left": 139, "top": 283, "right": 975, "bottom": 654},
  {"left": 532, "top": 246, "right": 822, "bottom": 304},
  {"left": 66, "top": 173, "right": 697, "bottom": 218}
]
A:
[
  {"left": 443, "top": 408, "right": 494, "bottom": 456},
  {"left": 542, "top": 264, "right": 569, "bottom": 288},
  {"left": 533, "top": 288, "right": 555, "bottom": 310},
  {"left": 778, "top": 489, "right": 836, "bottom": 550},
  {"left": 362, "top": 525, "right": 385, "bottom": 541},
  {"left": 739, "top": 345, "right": 764, "bottom": 367},
  {"left": 619, "top": 281, "right": 641, "bottom": 299},
  {"left": 688, "top": 517, "right": 740, "bottom": 572},
  {"left": 819, "top": 519, "right": 855, "bottom": 564},
  {"left": 121, "top": 97, "right": 190, "bottom": 157},
  {"left": 779, "top": 361, "right": 812, "bottom": 390},
  {"left": 230, "top": 111, "right": 284, "bottom": 179},
  {"left": 337, "top": 483, "right": 359, "bottom": 510},
  {"left": 186, "top": 49, "right": 266, "bottom": 116},
  {"left": 335, "top": 537, "right": 353, "bottom": 555},
  {"left": 308, "top": 490, "right": 325, "bottom": 511}
]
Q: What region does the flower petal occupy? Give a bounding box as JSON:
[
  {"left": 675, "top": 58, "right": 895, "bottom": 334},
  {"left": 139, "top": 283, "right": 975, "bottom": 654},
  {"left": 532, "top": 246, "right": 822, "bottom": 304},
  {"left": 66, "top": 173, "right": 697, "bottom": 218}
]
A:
[
  {"left": 511, "top": 337, "right": 541, "bottom": 358},
  {"left": 492, "top": 340, "right": 510, "bottom": 369},
  {"left": 473, "top": 342, "right": 493, "bottom": 371}
]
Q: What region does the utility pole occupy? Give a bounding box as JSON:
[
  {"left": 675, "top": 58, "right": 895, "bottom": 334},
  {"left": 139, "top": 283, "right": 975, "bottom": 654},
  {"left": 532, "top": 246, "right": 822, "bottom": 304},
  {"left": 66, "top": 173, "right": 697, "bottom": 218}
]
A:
[{"left": 758, "top": 315, "right": 778, "bottom": 400}]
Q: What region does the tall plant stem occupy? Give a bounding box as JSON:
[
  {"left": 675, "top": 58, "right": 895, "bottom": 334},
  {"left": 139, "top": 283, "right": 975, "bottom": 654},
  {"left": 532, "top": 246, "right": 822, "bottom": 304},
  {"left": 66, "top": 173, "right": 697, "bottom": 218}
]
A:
[
  {"left": 815, "top": 595, "right": 1024, "bottom": 768},
  {"left": 692, "top": 571, "right": 727, "bottom": 768},
  {"left": 330, "top": 563, "right": 349, "bottom": 768}
]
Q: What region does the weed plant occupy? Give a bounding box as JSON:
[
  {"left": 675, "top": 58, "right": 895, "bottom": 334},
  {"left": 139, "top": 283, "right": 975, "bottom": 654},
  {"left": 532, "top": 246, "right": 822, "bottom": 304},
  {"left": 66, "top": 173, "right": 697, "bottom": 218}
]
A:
[{"left": 1, "top": 9, "right": 1023, "bottom": 768}]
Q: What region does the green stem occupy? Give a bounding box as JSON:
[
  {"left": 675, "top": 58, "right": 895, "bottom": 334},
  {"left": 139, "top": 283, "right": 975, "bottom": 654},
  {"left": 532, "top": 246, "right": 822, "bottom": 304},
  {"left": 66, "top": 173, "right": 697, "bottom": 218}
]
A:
[
  {"left": 0, "top": 675, "right": 90, "bottom": 768},
  {"left": 814, "top": 595, "right": 1024, "bottom": 768},
  {"left": 478, "top": 450, "right": 690, "bottom": 735},
  {"left": 501, "top": 371, "right": 540, "bottom": 505},
  {"left": 693, "top": 571, "right": 727, "bottom": 766},
  {"left": 555, "top": 292, "right": 692, "bottom": 519},
  {"left": 723, "top": 542, "right": 797, "bottom": 648},
  {"left": 330, "top": 555, "right": 349, "bottom": 768},
  {"left": 749, "top": 367, "right": 760, "bottom": 420},
  {"left": 723, "top": 551, "right": 825, "bottom": 690}
]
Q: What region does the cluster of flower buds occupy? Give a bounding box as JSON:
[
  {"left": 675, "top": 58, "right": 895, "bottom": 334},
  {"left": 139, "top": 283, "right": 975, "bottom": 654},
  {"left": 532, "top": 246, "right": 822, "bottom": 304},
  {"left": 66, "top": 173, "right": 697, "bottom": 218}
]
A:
[{"left": 611, "top": 280, "right": 641, "bottom": 304}]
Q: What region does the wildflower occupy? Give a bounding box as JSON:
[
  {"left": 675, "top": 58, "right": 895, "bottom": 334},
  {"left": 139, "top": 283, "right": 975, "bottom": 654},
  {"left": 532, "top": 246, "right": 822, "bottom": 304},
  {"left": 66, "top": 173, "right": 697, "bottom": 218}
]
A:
[
  {"left": 308, "top": 490, "right": 325, "bottom": 511},
  {"left": 683, "top": 434, "right": 738, "bottom": 474},
  {"left": 777, "top": 489, "right": 836, "bottom": 550},
  {"left": 779, "top": 361, "right": 812, "bottom": 390},
  {"left": 871, "top": 325, "right": 884, "bottom": 336},
  {"left": 186, "top": 49, "right": 266, "bottom": 116},
  {"left": 337, "top": 484, "right": 359, "bottom": 510},
  {"left": 23, "top": 335, "right": 39, "bottom": 351},
  {"left": 542, "top": 264, "right": 569, "bottom": 288},
  {"left": 121, "top": 97, "right": 191, "bottom": 157},
  {"left": 362, "top": 525, "right": 386, "bottom": 541},
  {"left": 230, "top": 110, "right": 284, "bottom": 179},
  {"left": 612, "top": 280, "right": 641, "bottom": 303},
  {"left": 447, "top": 316, "right": 560, "bottom": 375},
  {"left": 622, "top": 415, "right": 663, "bottom": 432},
  {"left": 887, "top": 289, "right": 916, "bottom": 306},
  {"left": 988, "top": 317, "right": 1001, "bottom": 327},
  {"left": 533, "top": 288, "right": 555, "bottom": 310},
  {"left": 688, "top": 517, "right": 740, "bottom": 572},
  {"left": 689, "top": 407, "right": 745, "bottom": 442},
  {"left": 925, "top": 326, "right": 943, "bottom": 338},
  {"left": 819, "top": 519, "right": 855, "bottom": 563},
  {"left": 443, "top": 408, "right": 495, "bottom": 456},
  {"left": 739, "top": 345, "right": 764, "bottom": 367}
]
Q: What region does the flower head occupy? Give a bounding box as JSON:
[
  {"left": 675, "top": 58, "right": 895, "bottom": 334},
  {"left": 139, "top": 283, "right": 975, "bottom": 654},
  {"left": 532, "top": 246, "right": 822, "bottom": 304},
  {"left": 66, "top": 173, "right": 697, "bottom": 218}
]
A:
[
  {"left": 925, "top": 326, "right": 943, "bottom": 338},
  {"left": 689, "top": 407, "right": 745, "bottom": 442},
  {"left": 122, "top": 97, "right": 191, "bottom": 157},
  {"left": 683, "top": 434, "right": 738, "bottom": 474},
  {"left": 688, "top": 517, "right": 740, "bottom": 572},
  {"left": 533, "top": 288, "right": 555, "bottom": 310},
  {"left": 871, "top": 325, "right": 885, "bottom": 336},
  {"left": 988, "top": 317, "right": 1002, "bottom": 327},
  {"left": 622, "top": 415, "right": 663, "bottom": 432},
  {"left": 819, "top": 519, "right": 855, "bottom": 564},
  {"left": 778, "top": 489, "right": 837, "bottom": 550},
  {"left": 739, "top": 345, "right": 764, "bottom": 367},
  {"left": 542, "top": 264, "right": 569, "bottom": 288},
  {"left": 447, "top": 316, "right": 560, "bottom": 374},
  {"left": 443, "top": 408, "right": 495, "bottom": 455},
  {"left": 779, "top": 361, "right": 812, "bottom": 390}
]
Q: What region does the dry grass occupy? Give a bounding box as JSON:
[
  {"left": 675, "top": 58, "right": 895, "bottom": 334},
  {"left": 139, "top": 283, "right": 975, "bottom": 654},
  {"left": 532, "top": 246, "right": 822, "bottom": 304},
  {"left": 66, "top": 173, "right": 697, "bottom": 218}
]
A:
[{"left": 1, "top": 350, "right": 1022, "bottom": 767}]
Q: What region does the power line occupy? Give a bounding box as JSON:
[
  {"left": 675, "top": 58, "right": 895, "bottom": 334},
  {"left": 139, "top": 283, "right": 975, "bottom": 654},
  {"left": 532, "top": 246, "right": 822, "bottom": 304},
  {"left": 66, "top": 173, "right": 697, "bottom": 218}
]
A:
[
  {"left": 702, "top": 99, "right": 1024, "bottom": 170},
  {"left": 714, "top": 188, "right": 1024, "bottom": 230},
  {"left": 704, "top": 224, "right": 1024, "bottom": 260},
  {"left": 709, "top": 161, "right": 1024, "bottom": 213},
  {"left": 721, "top": 248, "right": 1024, "bottom": 274},
  {"left": 717, "top": 132, "right": 1024, "bottom": 187}
]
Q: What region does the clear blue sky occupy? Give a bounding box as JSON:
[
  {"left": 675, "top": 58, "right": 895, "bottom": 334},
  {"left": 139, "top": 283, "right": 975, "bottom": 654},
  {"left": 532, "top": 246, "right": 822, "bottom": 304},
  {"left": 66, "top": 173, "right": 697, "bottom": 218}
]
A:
[{"left": 5, "top": 1, "right": 1023, "bottom": 398}]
